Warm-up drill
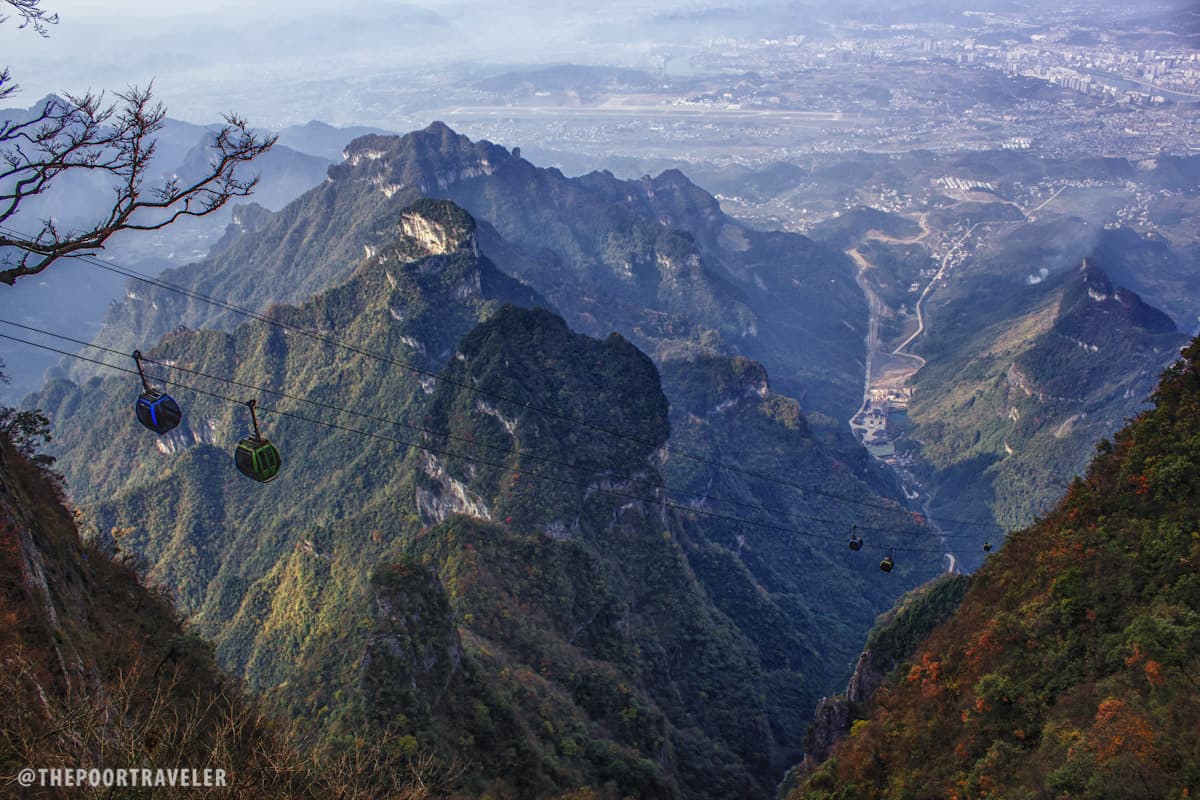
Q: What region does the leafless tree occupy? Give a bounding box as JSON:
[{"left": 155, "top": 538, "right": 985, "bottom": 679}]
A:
[
  {"left": 0, "top": 0, "right": 58, "bottom": 105},
  {"left": 0, "top": 0, "right": 57, "bottom": 38},
  {"left": 0, "top": 0, "right": 276, "bottom": 285}
]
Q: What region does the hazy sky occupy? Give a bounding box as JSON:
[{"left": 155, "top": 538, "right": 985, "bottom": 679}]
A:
[
  {"left": 3, "top": 3, "right": 448, "bottom": 96},
  {"left": 2, "top": 0, "right": 638, "bottom": 123},
  {"left": 1, "top": 0, "right": 674, "bottom": 125},
  {"left": 5, "top": 0, "right": 1190, "bottom": 126}
]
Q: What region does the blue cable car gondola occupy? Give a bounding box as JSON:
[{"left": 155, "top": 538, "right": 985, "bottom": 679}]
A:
[
  {"left": 848, "top": 525, "right": 863, "bottom": 551},
  {"left": 132, "top": 350, "right": 182, "bottom": 435},
  {"left": 235, "top": 399, "right": 281, "bottom": 483}
]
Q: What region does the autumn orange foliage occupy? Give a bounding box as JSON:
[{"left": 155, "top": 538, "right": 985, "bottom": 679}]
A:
[{"left": 791, "top": 340, "right": 1200, "bottom": 800}]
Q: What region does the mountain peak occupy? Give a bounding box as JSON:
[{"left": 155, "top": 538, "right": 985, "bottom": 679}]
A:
[
  {"left": 334, "top": 122, "right": 511, "bottom": 196},
  {"left": 396, "top": 198, "right": 478, "bottom": 257},
  {"left": 1077, "top": 257, "right": 1115, "bottom": 301},
  {"left": 1066, "top": 258, "right": 1176, "bottom": 334},
  {"left": 421, "top": 120, "right": 456, "bottom": 136}
]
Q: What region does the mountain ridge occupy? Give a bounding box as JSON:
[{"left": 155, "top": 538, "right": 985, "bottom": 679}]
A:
[
  {"left": 89, "top": 121, "right": 866, "bottom": 420},
  {"left": 907, "top": 255, "right": 1185, "bottom": 555}
]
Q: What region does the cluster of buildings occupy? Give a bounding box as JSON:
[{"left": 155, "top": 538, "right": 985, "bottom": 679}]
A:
[
  {"left": 937, "top": 176, "right": 998, "bottom": 194},
  {"left": 852, "top": 387, "right": 914, "bottom": 463},
  {"left": 689, "top": 14, "right": 1199, "bottom": 112}
]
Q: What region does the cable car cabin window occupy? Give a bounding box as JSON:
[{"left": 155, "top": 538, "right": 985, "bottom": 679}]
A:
[
  {"left": 135, "top": 391, "right": 183, "bottom": 435},
  {"left": 236, "top": 438, "right": 281, "bottom": 482}
]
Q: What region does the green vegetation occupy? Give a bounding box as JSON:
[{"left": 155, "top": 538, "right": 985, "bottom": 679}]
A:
[
  {"left": 659, "top": 354, "right": 941, "bottom": 720},
  {"left": 810, "top": 207, "right": 922, "bottom": 252},
  {"left": 0, "top": 431, "right": 471, "bottom": 800},
  {"left": 790, "top": 338, "right": 1200, "bottom": 800},
  {"left": 32, "top": 200, "right": 944, "bottom": 797},
  {"left": 862, "top": 573, "right": 973, "bottom": 671},
  {"left": 855, "top": 240, "right": 933, "bottom": 332},
  {"left": 907, "top": 260, "right": 1184, "bottom": 564}
]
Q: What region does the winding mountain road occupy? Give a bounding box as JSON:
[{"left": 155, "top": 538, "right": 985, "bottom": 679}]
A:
[
  {"left": 890, "top": 221, "right": 982, "bottom": 365},
  {"left": 847, "top": 213, "right": 985, "bottom": 575}
]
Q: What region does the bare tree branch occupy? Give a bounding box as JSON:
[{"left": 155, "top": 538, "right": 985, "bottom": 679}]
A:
[
  {"left": 0, "top": 88, "right": 276, "bottom": 285},
  {"left": 0, "top": 0, "right": 59, "bottom": 101},
  {"left": 0, "top": 0, "right": 58, "bottom": 36},
  {"left": 0, "top": 1, "right": 275, "bottom": 285}
]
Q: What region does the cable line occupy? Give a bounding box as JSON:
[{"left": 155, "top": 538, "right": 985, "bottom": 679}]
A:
[
  {"left": 0, "top": 231, "right": 1005, "bottom": 532},
  {"left": 1, "top": 317, "right": 995, "bottom": 543},
  {"left": 1, "top": 330, "right": 957, "bottom": 557},
  {"left": 0, "top": 318, "right": 904, "bottom": 534}
]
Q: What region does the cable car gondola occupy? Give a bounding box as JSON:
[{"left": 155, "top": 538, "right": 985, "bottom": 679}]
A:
[
  {"left": 234, "top": 399, "right": 281, "bottom": 483},
  {"left": 132, "top": 350, "right": 182, "bottom": 435},
  {"left": 982, "top": 541, "right": 992, "bottom": 552},
  {"left": 879, "top": 548, "right": 895, "bottom": 573},
  {"left": 848, "top": 525, "right": 863, "bottom": 551}
]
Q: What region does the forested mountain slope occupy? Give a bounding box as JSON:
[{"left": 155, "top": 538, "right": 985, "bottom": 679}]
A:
[
  {"left": 0, "top": 429, "right": 450, "bottom": 799},
  {"left": 790, "top": 338, "right": 1200, "bottom": 800},
  {"left": 908, "top": 258, "right": 1185, "bottom": 562},
  {"left": 31, "top": 201, "right": 941, "bottom": 798}
]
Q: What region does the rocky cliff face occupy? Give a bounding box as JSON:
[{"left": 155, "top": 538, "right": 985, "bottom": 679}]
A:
[
  {"left": 790, "top": 646, "right": 897, "bottom": 777},
  {"left": 1, "top": 443, "right": 90, "bottom": 696},
  {"left": 90, "top": 121, "right": 865, "bottom": 420},
  {"left": 802, "top": 696, "right": 852, "bottom": 772}
]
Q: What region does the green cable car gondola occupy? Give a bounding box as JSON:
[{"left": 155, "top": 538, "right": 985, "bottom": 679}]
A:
[
  {"left": 132, "top": 350, "right": 182, "bottom": 435},
  {"left": 235, "top": 399, "right": 281, "bottom": 483},
  {"left": 879, "top": 548, "right": 895, "bottom": 573}
]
